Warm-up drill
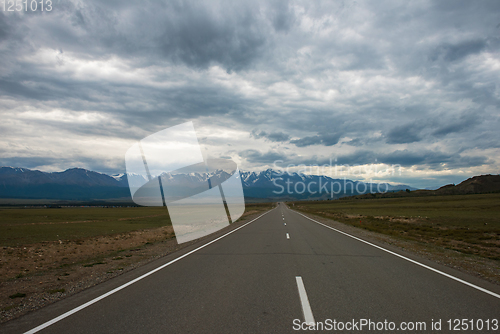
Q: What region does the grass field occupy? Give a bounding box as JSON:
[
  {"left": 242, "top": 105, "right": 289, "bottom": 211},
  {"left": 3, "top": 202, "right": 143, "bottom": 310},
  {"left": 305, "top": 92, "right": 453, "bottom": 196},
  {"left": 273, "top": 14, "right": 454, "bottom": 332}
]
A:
[
  {"left": 0, "top": 202, "right": 273, "bottom": 247},
  {"left": 293, "top": 193, "right": 500, "bottom": 261},
  {"left": 0, "top": 206, "right": 171, "bottom": 247}
]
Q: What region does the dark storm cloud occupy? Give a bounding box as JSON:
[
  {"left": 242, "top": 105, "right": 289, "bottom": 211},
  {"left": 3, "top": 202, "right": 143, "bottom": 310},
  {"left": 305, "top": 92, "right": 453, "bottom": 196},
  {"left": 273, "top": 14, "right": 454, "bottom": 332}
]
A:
[
  {"left": 0, "top": 13, "right": 10, "bottom": 41},
  {"left": 0, "top": 79, "right": 49, "bottom": 100},
  {"left": 364, "top": 149, "right": 486, "bottom": 170},
  {"left": 16, "top": 0, "right": 289, "bottom": 71},
  {"left": 239, "top": 149, "right": 288, "bottom": 163},
  {"left": 269, "top": 0, "right": 296, "bottom": 32},
  {"left": 0, "top": 0, "right": 296, "bottom": 135},
  {"left": 385, "top": 124, "right": 423, "bottom": 144},
  {"left": 156, "top": 4, "right": 268, "bottom": 71},
  {"left": 379, "top": 150, "right": 450, "bottom": 167},
  {"left": 251, "top": 130, "right": 290, "bottom": 142},
  {"left": 431, "top": 114, "right": 480, "bottom": 137},
  {"left": 343, "top": 138, "right": 364, "bottom": 147},
  {"left": 384, "top": 110, "right": 483, "bottom": 145},
  {"left": 289, "top": 136, "right": 322, "bottom": 147},
  {"left": 239, "top": 146, "right": 491, "bottom": 171},
  {"left": 290, "top": 133, "right": 342, "bottom": 147},
  {"left": 432, "top": 39, "right": 487, "bottom": 62}
]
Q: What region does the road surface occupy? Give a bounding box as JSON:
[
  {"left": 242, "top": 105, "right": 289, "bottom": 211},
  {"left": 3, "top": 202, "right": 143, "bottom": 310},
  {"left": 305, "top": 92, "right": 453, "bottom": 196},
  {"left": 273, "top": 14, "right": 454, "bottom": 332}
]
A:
[{"left": 2, "top": 203, "right": 500, "bottom": 333}]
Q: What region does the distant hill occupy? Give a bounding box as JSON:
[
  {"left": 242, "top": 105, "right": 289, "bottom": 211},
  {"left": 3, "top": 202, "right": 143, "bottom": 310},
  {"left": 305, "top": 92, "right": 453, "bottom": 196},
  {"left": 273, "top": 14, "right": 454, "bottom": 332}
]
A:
[
  {"left": 0, "top": 166, "right": 417, "bottom": 203},
  {"left": 342, "top": 174, "right": 500, "bottom": 200},
  {"left": 434, "top": 175, "right": 500, "bottom": 195}
]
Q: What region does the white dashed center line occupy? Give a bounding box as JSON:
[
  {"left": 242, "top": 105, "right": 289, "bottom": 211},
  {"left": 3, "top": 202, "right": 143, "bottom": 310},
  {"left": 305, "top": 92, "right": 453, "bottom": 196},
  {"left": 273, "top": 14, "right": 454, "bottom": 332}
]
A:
[{"left": 296, "top": 276, "right": 315, "bottom": 325}]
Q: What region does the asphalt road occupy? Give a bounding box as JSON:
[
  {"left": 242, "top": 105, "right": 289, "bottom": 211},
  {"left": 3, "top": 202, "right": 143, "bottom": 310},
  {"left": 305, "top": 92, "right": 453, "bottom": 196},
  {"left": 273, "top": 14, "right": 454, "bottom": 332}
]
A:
[{"left": 3, "top": 203, "right": 500, "bottom": 333}]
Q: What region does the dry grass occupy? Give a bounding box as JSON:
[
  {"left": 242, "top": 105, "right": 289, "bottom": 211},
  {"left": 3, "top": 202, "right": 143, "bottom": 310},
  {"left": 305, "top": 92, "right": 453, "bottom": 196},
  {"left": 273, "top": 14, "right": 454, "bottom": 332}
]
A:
[{"left": 293, "top": 193, "right": 500, "bottom": 261}]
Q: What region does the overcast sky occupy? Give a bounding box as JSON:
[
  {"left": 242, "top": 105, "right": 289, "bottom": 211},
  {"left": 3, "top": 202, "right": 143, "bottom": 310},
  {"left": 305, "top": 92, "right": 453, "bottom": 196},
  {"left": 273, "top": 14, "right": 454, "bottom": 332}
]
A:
[{"left": 1, "top": 0, "right": 499, "bottom": 188}]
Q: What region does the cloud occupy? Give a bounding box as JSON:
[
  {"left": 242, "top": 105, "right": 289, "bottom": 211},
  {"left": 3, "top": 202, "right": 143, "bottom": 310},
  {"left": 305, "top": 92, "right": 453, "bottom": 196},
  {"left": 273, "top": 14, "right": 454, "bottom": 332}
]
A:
[
  {"left": 431, "top": 114, "right": 480, "bottom": 137},
  {"left": 377, "top": 149, "right": 490, "bottom": 169},
  {"left": 290, "top": 133, "right": 342, "bottom": 147},
  {"left": 0, "top": 13, "right": 10, "bottom": 41},
  {"left": 156, "top": 3, "right": 269, "bottom": 71},
  {"left": 250, "top": 130, "right": 290, "bottom": 142},
  {"left": 0, "top": 0, "right": 499, "bottom": 189},
  {"left": 239, "top": 149, "right": 288, "bottom": 163},
  {"left": 385, "top": 124, "right": 423, "bottom": 144},
  {"left": 434, "top": 39, "right": 487, "bottom": 62},
  {"left": 1, "top": 1, "right": 293, "bottom": 72}
]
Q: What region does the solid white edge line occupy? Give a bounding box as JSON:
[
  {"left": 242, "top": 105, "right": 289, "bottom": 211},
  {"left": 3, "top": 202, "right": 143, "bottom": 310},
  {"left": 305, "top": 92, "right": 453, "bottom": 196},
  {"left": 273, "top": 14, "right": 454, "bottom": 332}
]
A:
[
  {"left": 24, "top": 208, "right": 276, "bottom": 334},
  {"left": 295, "top": 276, "right": 315, "bottom": 325},
  {"left": 291, "top": 209, "right": 500, "bottom": 300}
]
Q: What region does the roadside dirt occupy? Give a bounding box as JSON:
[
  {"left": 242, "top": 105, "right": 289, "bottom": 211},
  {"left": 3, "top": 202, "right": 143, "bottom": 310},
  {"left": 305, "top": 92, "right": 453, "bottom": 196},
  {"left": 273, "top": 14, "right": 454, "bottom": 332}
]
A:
[{"left": 0, "top": 208, "right": 269, "bottom": 324}]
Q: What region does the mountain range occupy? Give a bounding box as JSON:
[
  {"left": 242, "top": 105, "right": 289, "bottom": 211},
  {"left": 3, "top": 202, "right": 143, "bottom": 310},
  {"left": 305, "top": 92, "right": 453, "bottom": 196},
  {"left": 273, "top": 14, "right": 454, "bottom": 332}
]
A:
[{"left": 0, "top": 166, "right": 417, "bottom": 203}]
